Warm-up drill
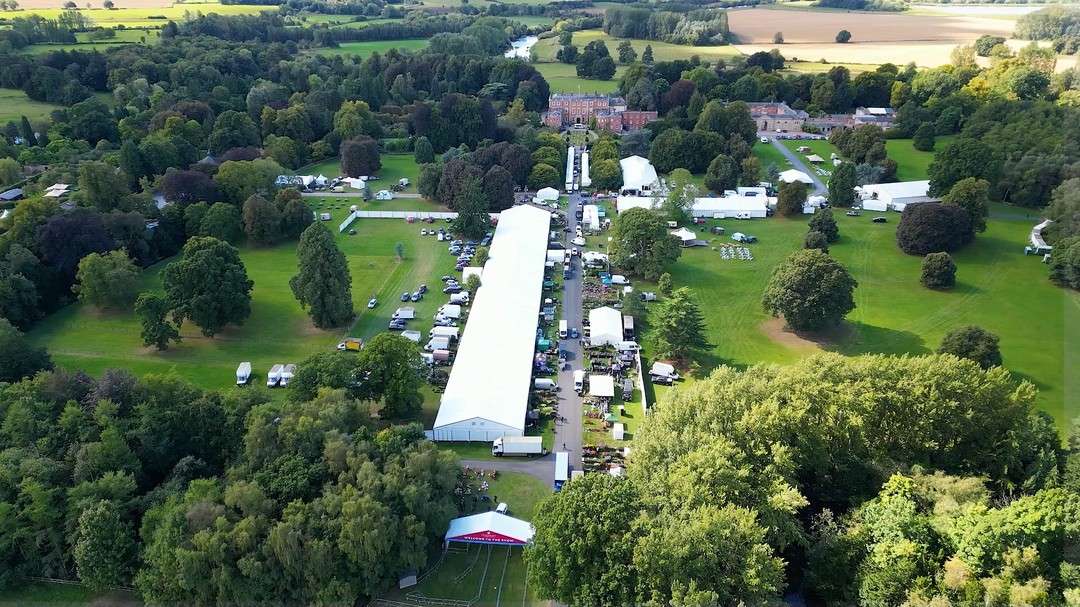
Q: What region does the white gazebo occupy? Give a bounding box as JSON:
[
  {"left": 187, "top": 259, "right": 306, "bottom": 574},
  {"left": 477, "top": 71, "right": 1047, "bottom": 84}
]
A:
[
  {"left": 534, "top": 187, "right": 559, "bottom": 204},
  {"left": 588, "top": 374, "right": 615, "bottom": 398},
  {"left": 588, "top": 306, "right": 623, "bottom": 346}
]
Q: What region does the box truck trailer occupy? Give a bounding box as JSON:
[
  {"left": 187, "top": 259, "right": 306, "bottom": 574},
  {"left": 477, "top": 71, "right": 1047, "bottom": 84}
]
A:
[
  {"left": 266, "top": 364, "right": 283, "bottom": 387},
  {"left": 491, "top": 436, "right": 545, "bottom": 457}
]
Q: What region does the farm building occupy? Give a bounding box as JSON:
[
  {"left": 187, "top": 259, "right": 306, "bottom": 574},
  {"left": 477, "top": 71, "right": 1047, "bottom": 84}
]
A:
[
  {"left": 432, "top": 205, "right": 552, "bottom": 442},
  {"left": 779, "top": 169, "right": 814, "bottom": 185},
  {"left": 619, "top": 156, "right": 660, "bottom": 195},
  {"left": 589, "top": 306, "right": 623, "bottom": 347},
  {"left": 857, "top": 180, "right": 937, "bottom": 212},
  {"left": 617, "top": 195, "right": 768, "bottom": 219},
  {"left": 445, "top": 512, "right": 535, "bottom": 546},
  {"left": 534, "top": 187, "right": 559, "bottom": 204},
  {"left": 747, "top": 102, "right": 808, "bottom": 132}
]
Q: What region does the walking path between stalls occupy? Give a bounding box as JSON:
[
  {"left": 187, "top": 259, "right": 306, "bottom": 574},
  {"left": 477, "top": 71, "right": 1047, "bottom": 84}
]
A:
[{"left": 765, "top": 134, "right": 828, "bottom": 195}]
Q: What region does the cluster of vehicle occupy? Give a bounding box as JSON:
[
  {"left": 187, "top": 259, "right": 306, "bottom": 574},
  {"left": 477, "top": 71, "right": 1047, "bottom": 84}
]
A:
[
  {"left": 400, "top": 283, "right": 428, "bottom": 303},
  {"left": 447, "top": 234, "right": 491, "bottom": 271},
  {"left": 845, "top": 209, "right": 888, "bottom": 223},
  {"left": 236, "top": 362, "right": 296, "bottom": 387},
  {"left": 420, "top": 226, "right": 449, "bottom": 240}
]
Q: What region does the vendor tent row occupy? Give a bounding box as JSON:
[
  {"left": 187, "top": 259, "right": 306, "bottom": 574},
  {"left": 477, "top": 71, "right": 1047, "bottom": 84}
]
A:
[{"left": 431, "top": 205, "right": 552, "bottom": 442}]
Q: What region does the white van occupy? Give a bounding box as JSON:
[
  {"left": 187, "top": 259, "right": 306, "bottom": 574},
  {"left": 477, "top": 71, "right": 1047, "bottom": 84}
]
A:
[
  {"left": 533, "top": 378, "right": 558, "bottom": 391},
  {"left": 616, "top": 341, "right": 641, "bottom": 352},
  {"left": 559, "top": 320, "right": 568, "bottom": 338},
  {"left": 450, "top": 292, "right": 470, "bottom": 305},
  {"left": 573, "top": 370, "right": 585, "bottom": 393}
]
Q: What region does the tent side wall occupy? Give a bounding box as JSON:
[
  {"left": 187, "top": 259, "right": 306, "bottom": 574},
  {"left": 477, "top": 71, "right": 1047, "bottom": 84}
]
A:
[
  {"left": 861, "top": 199, "right": 888, "bottom": 212},
  {"left": 432, "top": 417, "right": 523, "bottom": 442}
]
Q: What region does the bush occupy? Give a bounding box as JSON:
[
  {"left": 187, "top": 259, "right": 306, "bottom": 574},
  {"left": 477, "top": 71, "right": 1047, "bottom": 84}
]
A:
[
  {"left": 896, "top": 203, "right": 972, "bottom": 256},
  {"left": 912, "top": 123, "right": 936, "bottom": 152},
  {"left": 804, "top": 230, "right": 829, "bottom": 253},
  {"left": 835, "top": 30, "right": 851, "bottom": 43},
  {"left": 777, "top": 181, "right": 807, "bottom": 217},
  {"left": 808, "top": 208, "right": 839, "bottom": 243},
  {"left": 920, "top": 252, "right": 956, "bottom": 289},
  {"left": 938, "top": 325, "right": 1002, "bottom": 369}
]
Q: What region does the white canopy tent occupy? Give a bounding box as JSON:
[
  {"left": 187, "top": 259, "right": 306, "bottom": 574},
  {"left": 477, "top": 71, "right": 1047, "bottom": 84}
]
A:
[
  {"left": 671, "top": 227, "right": 697, "bottom": 243},
  {"left": 588, "top": 375, "right": 615, "bottom": 398},
  {"left": 589, "top": 306, "right": 623, "bottom": 346},
  {"left": 779, "top": 169, "right": 814, "bottom": 185},
  {"left": 433, "top": 205, "right": 552, "bottom": 442},
  {"left": 857, "top": 180, "right": 936, "bottom": 212},
  {"left": 534, "top": 187, "right": 559, "bottom": 203}
]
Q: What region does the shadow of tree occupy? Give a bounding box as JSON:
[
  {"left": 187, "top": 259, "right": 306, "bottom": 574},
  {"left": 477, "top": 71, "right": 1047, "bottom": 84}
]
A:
[{"left": 818, "top": 320, "right": 930, "bottom": 357}]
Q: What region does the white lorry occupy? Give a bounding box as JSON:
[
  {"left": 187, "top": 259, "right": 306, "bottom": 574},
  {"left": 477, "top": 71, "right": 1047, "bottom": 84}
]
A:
[
  {"left": 491, "top": 436, "right": 545, "bottom": 457},
  {"left": 280, "top": 364, "right": 296, "bottom": 387},
  {"left": 429, "top": 326, "right": 459, "bottom": 340},
  {"left": 267, "top": 364, "right": 283, "bottom": 387},
  {"left": 559, "top": 319, "right": 568, "bottom": 338},
  {"left": 236, "top": 362, "right": 251, "bottom": 386},
  {"left": 573, "top": 369, "right": 585, "bottom": 393},
  {"left": 425, "top": 336, "right": 451, "bottom": 351}
]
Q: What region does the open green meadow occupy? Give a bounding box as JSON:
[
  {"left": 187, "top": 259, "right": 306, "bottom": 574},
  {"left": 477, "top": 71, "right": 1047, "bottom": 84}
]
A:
[
  {"left": 0, "top": 582, "right": 138, "bottom": 606},
  {"left": 781, "top": 138, "right": 840, "bottom": 184},
  {"left": 316, "top": 38, "right": 429, "bottom": 57},
  {"left": 629, "top": 214, "right": 1076, "bottom": 425},
  {"left": 532, "top": 29, "right": 741, "bottom": 64},
  {"left": 10, "top": 1, "right": 271, "bottom": 27},
  {"left": 886, "top": 136, "right": 955, "bottom": 181},
  {"left": 753, "top": 140, "right": 793, "bottom": 174},
  {"left": 28, "top": 212, "right": 457, "bottom": 393},
  {"left": 299, "top": 153, "right": 422, "bottom": 194},
  {"left": 381, "top": 544, "right": 543, "bottom": 605},
  {"left": 533, "top": 62, "right": 624, "bottom": 94},
  {"left": 0, "top": 88, "right": 60, "bottom": 123}
]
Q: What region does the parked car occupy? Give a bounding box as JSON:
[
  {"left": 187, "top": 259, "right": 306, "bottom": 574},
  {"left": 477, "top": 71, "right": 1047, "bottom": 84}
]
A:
[
  {"left": 418, "top": 283, "right": 428, "bottom": 294},
  {"left": 845, "top": 210, "right": 861, "bottom": 217},
  {"left": 410, "top": 292, "right": 422, "bottom": 302},
  {"left": 367, "top": 298, "right": 378, "bottom": 309},
  {"left": 441, "top": 275, "right": 454, "bottom": 282},
  {"left": 760, "top": 136, "right": 769, "bottom": 143},
  {"left": 400, "top": 292, "right": 411, "bottom": 302},
  {"left": 872, "top": 216, "right": 888, "bottom": 223},
  {"left": 388, "top": 320, "right": 407, "bottom": 330},
  {"left": 443, "top": 285, "right": 462, "bottom": 294}
]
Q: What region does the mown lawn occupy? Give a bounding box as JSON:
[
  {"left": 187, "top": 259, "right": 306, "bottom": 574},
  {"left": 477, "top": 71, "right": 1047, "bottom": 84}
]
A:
[
  {"left": 381, "top": 544, "right": 544, "bottom": 606},
  {"left": 0, "top": 582, "right": 139, "bottom": 606},
  {"left": 316, "top": 38, "right": 429, "bottom": 57},
  {"left": 781, "top": 138, "right": 840, "bottom": 184},
  {"left": 28, "top": 215, "right": 457, "bottom": 392},
  {"left": 532, "top": 29, "right": 741, "bottom": 64},
  {"left": 753, "top": 140, "right": 794, "bottom": 175},
  {"left": 635, "top": 214, "right": 1077, "bottom": 426},
  {"left": 298, "top": 153, "right": 422, "bottom": 194},
  {"left": 0, "top": 88, "right": 61, "bottom": 123},
  {"left": 886, "top": 136, "right": 955, "bottom": 181},
  {"left": 533, "top": 62, "right": 624, "bottom": 94}
]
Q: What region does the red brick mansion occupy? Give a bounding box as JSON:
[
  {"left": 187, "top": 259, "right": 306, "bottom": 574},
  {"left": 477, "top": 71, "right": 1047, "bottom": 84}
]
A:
[{"left": 541, "top": 94, "right": 658, "bottom": 133}]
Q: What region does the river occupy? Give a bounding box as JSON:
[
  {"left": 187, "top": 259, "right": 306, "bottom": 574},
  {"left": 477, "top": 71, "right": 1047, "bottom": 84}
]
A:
[{"left": 504, "top": 35, "right": 538, "bottom": 60}]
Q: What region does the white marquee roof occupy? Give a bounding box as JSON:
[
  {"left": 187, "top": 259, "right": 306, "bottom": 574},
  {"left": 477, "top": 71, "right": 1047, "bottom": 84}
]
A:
[
  {"left": 535, "top": 187, "right": 559, "bottom": 201},
  {"left": 620, "top": 155, "right": 659, "bottom": 192},
  {"left": 434, "top": 205, "right": 552, "bottom": 432},
  {"left": 589, "top": 306, "right": 623, "bottom": 346},
  {"left": 446, "top": 512, "right": 535, "bottom": 545},
  {"left": 588, "top": 375, "right": 615, "bottom": 398},
  {"left": 858, "top": 180, "right": 933, "bottom": 200},
  {"left": 617, "top": 195, "right": 768, "bottom": 215},
  {"left": 779, "top": 169, "right": 814, "bottom": 184}
]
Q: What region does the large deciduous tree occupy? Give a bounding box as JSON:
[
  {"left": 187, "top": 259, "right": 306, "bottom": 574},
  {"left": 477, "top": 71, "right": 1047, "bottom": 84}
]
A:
[
  {"left": 941, "top": 177, "right": 990, "bottom": 236},
  {"left": 199, "top": 202, "right": 243, "bottom": 244},
  {"left": 74, "top": 250, "right": 139, "bottom": 310},
  {"left": 609, "top": 207, "right": 681, "bottom": 280},
  {"left": 134, "top": 292, "right": 181, "bottom": 351},
  {"left": 762, "top": 249, "right": 857, "bottom": 331},
  {"left": 340, "top": 136, "right": 381, "bottom": 178},
  {"left": 896, "top": 202, "right": 973, "bottom": 255},
  {"left": 162, "top": 237, "right": 253, "bottom": 337},
  {"left": 290, "top": 222, "right": 354, "bottom": 328},
  {"left": 77, "top": 161, "right": 131, "bottom": 212},
  {"left": 481, "top": 165, "right": 514, "bottom": 212},
  {"left": 777, "top": 180, "right": 808, "bottom": 217},
  {"left": 808, "top": 208, "right": 839, "bottom": 243},
  {"left": 0, "top": 317, "right": 52, "bottom": 382},
  {"left": 451, "top": 176, "right": 490, "bottom": 240},
  {"left": 828, "top": 161, "right": 857, "bottom": 208},
  {"left": 704, "top": 153, "right": 738, "bottom": 193},
  {"left": 350, "top": 333, "right": 423, "bottom": 419},
  {"left": 241, "top": 194, "right": 281, "bottom": 246},
  {"left": 274, "top": 189, "right": 312, "bottom": 240},
  {"left": 73, "top": 499, "right": 135, "bottom": 592}
]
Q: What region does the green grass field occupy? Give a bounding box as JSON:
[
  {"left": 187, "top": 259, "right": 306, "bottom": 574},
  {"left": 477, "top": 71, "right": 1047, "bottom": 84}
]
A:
[
  {"left": 0, "top": 88, "right": 60, "bottom": 123},
  {"left": 753, "top": 140, "right": 794, "bottom": 174},
  {"left": 632, "top": 214, "right": 1077, "bottom": 426},
  {"left": 532, "top": 29, "right": 741, "bottom": 64},
  {"left": 298, "top": 153, "right": 422, "bottom": 195},
  {"left": 316, "top": 38, "right": 429, "bottom": 57},
  {"left": 533, "top": 62, "right": 624, "bottom": 94},
  {"left": 11, "top": 1, "right": 271, "bottom": 27},
  {"left": 382, "top": 544, "right": 543, "bottom": 605},
  {"left": 28, "top": 214, "right": 457, "bottom": 392},
  {"left": 886, "top": 136, "right": 955, "bottom": 181}
]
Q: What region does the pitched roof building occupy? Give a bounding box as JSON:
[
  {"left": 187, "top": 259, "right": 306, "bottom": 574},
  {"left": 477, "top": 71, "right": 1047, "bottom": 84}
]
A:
[{"left": 542, "top": 94, "right": 656, "bottom": 133}]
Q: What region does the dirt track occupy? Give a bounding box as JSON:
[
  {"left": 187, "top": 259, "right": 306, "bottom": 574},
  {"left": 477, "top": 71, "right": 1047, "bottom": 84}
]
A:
[{"left": 727, "top": 7, "right": 1015, "bottom": 44}]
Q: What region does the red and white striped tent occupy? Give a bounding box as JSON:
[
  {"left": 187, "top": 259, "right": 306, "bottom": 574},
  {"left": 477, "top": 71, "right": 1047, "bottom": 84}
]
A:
[{"left": 444, "top": 512, "right": 535, "bottom": 546}]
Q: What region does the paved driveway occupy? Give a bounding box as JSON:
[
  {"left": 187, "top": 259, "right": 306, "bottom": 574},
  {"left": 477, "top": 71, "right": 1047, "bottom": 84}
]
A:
[
  {"left": 553, "top": 189, "right": 585, "bottom": 470},
  {"left": 766, "top": 135, "right": 828, "bottom": 195}
]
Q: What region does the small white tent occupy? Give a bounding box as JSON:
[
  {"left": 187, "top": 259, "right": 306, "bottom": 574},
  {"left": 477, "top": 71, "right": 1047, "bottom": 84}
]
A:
[{"left": 534, "top": 187, "right": 559, "bottom": 203}]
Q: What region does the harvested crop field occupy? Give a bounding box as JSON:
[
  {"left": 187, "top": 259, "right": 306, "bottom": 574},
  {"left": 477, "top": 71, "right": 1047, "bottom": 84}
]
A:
[
  {"left": 726, "top": 7, "right": 1015, "bottom": 44},
  {"left": 735, "top": 39, "right": 1079, "bottom": 70}
]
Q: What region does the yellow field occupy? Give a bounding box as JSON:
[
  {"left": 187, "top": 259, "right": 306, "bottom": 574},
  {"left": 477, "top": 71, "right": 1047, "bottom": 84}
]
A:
[
  {"left": 726, "top": 6, "right": 1014, "bottom": 44},
  {"left": 7, "top": 1, "right": 273, "bottom": 27}
]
